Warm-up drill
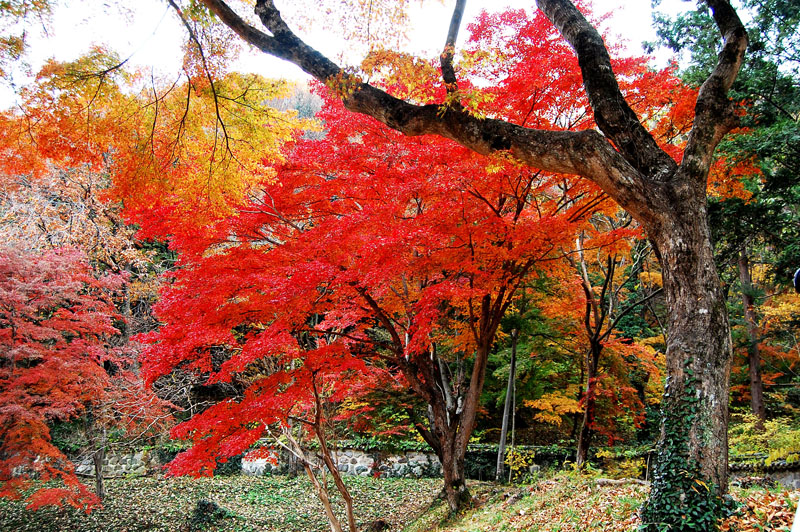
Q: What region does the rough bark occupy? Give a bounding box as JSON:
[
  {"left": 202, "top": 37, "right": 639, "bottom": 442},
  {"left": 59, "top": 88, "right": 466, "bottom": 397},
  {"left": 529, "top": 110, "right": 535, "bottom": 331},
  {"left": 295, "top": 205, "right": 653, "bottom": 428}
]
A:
[
  {"left": 408, "top": 341, "right": 496, "bottom": 512},
  {"left": 641, "top": 197, "right": 733, "bottom": 528},
  {"left": 738, "top": 251, "right": 766, "bottom": 427},
  {"left": 197, "top": 0, "right": 749, "bottom": 523}
]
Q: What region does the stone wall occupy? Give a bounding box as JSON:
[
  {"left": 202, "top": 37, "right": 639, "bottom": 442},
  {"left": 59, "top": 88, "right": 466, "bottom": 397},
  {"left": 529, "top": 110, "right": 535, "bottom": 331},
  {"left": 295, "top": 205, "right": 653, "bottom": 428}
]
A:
[
  {"left": 767, "top": 469, "right": 800, "bottom": 489},
  {"left": 730, "top": 462, "right": 800, "bottom": 490},
  {"left": 241, "top": 447, "right": 441, "bottom": 479},
  {"left": 75, "top": 450, "right": 161, "bottom": 478},
  {"left": 71, "top": 445, "right": 800, "bottom": 489}
]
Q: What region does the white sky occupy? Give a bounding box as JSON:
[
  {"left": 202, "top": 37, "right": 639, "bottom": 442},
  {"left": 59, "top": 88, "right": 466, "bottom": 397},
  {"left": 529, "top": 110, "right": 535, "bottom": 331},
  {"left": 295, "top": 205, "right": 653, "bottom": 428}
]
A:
[{"left": 0, "top": 0, "right": 686, "bottom": 108}]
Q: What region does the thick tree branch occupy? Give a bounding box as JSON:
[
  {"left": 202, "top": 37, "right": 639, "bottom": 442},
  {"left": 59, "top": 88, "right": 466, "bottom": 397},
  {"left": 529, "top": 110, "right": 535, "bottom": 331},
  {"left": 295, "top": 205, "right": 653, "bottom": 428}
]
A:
[
  {"left": 535, "top": 0, "right": 677, "bottom": 182},
  {"left": 681, "top": 0, "right": 748, "bottom": 183},
  {"left": 202, "top": 0, "right": 340, "bottom": 79},
  {"left": 198, "top": 0, "right": 657, "bottom": 222},
  {"left": 200, "top": 0, "right": 747, "bottom": 243}
]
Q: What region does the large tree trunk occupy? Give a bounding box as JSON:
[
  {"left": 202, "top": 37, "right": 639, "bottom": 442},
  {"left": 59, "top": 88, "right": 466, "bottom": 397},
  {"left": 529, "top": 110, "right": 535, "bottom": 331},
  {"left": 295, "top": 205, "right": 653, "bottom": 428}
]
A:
[
  {"left": 409, "top": 341, "right": 498, "bottom": 513},
  {"left": 439, "top": 437, "right": 470, "bottom": 512},
  {"left": 641, "top": 199, "right": 732, "bottom": 529},
  {"left": 738, "top": 251, "right": 766, "bottom": 427},
  {"left": 414, "top": 398, "right": 471, "bottom": 513}
]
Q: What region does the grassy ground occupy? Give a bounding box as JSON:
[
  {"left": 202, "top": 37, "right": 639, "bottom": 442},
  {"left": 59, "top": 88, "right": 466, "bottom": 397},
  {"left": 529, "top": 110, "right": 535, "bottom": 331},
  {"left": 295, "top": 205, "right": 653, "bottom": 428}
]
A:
[
  {"left": 0, "top": 474, "right": 796, "bottom": 532},
  {"left": 0, "top": 475, "right": 440, "bottom": 532},
  {"left": 403, "top": 474, "right": 798, "bottom": 532},
  {"left": 404, "top": 476, "right": 646, "bottom": 532}
]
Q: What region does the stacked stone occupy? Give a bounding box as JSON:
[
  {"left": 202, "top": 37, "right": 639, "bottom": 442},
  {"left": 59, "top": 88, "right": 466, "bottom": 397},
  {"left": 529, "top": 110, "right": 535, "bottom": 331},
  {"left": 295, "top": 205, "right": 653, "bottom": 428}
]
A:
[
  {"left": 241, "top": 448, "right": 442, "bottom": 478},
  {"left": 75, "top": 451, "right": 159, "bottom": 478}
]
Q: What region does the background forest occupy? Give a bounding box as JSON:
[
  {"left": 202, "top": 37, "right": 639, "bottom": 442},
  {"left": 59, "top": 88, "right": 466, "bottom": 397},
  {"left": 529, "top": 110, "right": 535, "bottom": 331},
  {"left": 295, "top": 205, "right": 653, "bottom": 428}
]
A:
[{"left": 0, "top": 0, "right": 799, "bottom": 531}]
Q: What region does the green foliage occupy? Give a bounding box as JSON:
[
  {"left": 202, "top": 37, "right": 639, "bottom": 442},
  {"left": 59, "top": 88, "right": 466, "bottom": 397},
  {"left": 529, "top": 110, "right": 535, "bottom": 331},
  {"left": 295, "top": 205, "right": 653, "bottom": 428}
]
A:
[
  {"left": 655, "top": 0, "right": 800, "bottom": 285},
  {"left": 214, "top": 453, "right": 244, "bottom": 477},
  {"left": 463, "top": 450, "right": 496, "bottom": 481},
  {"left": 188, "top": 499, "right": 232, "bottom": 531},
  {"left": 561, "top": 460, "right": 603, "bottom": 481},
  {"left": 49, "top": 419, "right": 90, "bottom": 456},
  {"left": 729, "top": 414, "right": 800, "bottom": 466},
  {"left": 153, "top": 439, "right": 191, "bottom": 465}
]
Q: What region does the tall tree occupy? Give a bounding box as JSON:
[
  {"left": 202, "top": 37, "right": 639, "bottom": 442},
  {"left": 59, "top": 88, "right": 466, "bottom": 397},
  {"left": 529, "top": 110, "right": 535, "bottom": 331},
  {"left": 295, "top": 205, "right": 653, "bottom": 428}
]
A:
[
  {"left": 186, "top": 0, "right": 748, "bottom": 526},
  {"left": 131, "top": 5, "right": 690, "bottom": 510},
  {"left": 137, "top": 84, "right": 590, "bottom": 511},
  {"left": 563, "top": 216, "right": 663, "bottom": 468},
  {"left": 653, "top": 0, "right": 800, "bottom": 426}
]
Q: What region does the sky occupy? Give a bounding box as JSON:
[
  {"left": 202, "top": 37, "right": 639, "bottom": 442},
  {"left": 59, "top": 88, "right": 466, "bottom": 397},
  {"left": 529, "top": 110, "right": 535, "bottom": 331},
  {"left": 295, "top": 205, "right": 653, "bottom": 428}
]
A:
[{"left": 0, "top": 0, "right": 687, "bottom": 108}]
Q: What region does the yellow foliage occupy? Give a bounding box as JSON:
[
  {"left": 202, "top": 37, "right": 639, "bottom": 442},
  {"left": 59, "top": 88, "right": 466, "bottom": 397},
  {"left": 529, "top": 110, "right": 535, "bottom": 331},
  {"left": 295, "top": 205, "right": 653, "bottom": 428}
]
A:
[
  {"left": 639, "top": 271, "right": 662, "bottom": 288},
  {"left": 639, "top": 335, "right": 665, "bottom": 347},
  {"left": 524, "top": 392, "right": 582, "bottom": 427},
  {"left": 729, "top": 415, "right": 800, "bottom": 461},
  {"left": 766, "top": 445, "right": 800, "bottom": 467},
  {"left": 504, "top": 448, "right": 536, "bottom": 482},
  {"left": 761, "top": 293, "right": 800, "bottom": 329},
  {"left": 360, "top": 47, "right": 440, "bottom": 103},
  {"left": 128, "top": 280, "right": 159, "bottom": 304}
]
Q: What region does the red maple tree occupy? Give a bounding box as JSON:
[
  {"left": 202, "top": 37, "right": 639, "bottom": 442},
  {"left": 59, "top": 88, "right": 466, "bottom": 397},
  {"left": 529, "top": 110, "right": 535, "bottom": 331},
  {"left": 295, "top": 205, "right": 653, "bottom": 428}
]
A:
[
  {"left": 131, "top": 5, "right": 696, "bottom": 512},
  {"left": 0, "top": 246, "right": 169, "bottom": 510}
]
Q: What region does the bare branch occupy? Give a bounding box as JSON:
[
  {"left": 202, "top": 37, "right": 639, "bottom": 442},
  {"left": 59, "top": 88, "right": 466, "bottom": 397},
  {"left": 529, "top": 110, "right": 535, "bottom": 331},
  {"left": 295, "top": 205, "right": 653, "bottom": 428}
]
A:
[
  {"left": 167, "top": 0, "right": 233, "bottom": 162},
  {"left": 440, "top": 0, "right": 467, "bottom": 95}
]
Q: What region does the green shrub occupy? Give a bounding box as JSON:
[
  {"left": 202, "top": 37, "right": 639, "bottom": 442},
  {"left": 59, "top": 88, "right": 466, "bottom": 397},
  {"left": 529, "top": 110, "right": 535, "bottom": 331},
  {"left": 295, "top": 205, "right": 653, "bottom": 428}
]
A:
[
  {"left": 187, "top": 498, "right": 232, "bottom": 531},
  {"left": 729, "top": 414, "right": 800, "bottom": 464}
]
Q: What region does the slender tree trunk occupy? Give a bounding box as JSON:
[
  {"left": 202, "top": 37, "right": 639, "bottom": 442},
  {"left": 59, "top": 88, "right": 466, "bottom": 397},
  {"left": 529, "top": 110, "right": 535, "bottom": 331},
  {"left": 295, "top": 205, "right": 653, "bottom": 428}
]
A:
[
  {"left": 311, "top": 376, "right": 357, "bottom": 532},
  {"left": 283, "top": 429, "right": 344, "bottom": 532},
  {"left": 304, "top": 462, "right": 343, "bottom": 532},
  {"left": 738, "top": 251, "right": 766, "bottom": 427},
  {"left": 575, "top": 343, "right": 600, "bottom": 468},
  {"left": 92, "top": 435, "right": 106, "bottom": 501},
  {"left": 286, "top": 419, "right": 301, "bottom": 477},
  {"left": 495, "top": 329, "right": 518, "bottom": 481},
  {"left": 317, "top": 420, "right": 356, "bottom": 532},
  {"left": 86, "top": 410, "right": 106, "bottom": 501}
]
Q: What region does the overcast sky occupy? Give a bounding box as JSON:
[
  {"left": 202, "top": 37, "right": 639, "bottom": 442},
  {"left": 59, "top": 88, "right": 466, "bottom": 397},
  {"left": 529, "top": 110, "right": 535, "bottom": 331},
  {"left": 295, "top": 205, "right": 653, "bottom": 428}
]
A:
[{"left": 0, "top": 0, "right": 687, "bottom": 108}]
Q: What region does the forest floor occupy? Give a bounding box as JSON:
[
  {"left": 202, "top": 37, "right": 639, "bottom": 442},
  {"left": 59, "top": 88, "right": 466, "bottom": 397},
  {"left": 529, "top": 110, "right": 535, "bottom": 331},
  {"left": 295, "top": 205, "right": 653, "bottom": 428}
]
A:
[
  {"left": 405, "top": 474, "right": 797, "bottom": 532},
  {"left": 0, "top": 473, "right": 796, "bottom": 532}
]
